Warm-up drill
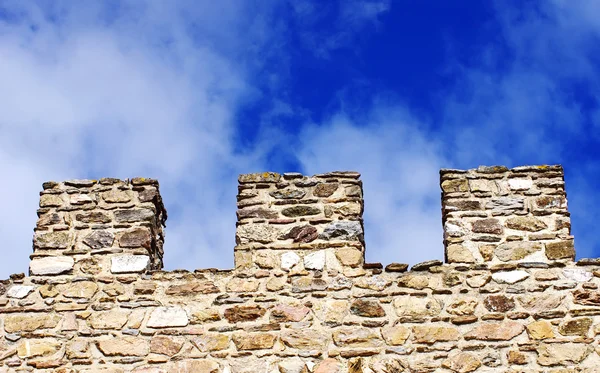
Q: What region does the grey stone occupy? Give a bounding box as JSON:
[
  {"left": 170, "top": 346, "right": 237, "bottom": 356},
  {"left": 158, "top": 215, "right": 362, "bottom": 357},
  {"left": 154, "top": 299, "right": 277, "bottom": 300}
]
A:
[
  {"left": 269, "top": 189, "right": 306, "bottom": 199},
  {"left": 320, "top": 221, "right": 362, "bottom": 240},
  {"left": 34, "top": 232, "right": 70, "bottom": 249},
  {"left": 281, "top": 206, "right": 321, "bottom": 217},
  {"left": 485, "top": 197, "right": 524, "bottom": 212},
  {"left": 114, "top": 209, "right": 155, "bottom": 223},
  {"left": 83, "top": 231, "right": 115, "bottom": 249}
]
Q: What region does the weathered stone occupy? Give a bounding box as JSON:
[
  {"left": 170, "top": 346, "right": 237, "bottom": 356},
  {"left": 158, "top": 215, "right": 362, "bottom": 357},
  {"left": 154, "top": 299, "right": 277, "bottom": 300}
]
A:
[
  {"left": 38, "top": 284, "right": 59, "bottom": 298},
  {"left": 573, "top": 289, "right": 600, "bottom": 306},
  {"left": 83, "top": 230, "right": 115, "bottom": 249},
  {"left": 398, "top": 274, "right": 429, "bottom": 290},
  {"left": 236, "top": 223, "right": 280, "bottom": 244},
  {"left": 278, "top": 358, "right": 308, "bottom": 373},
  {"left": 314, "top": 358, "right": 342, "bottom": 373},
  {"left": 165, "top": 281, "right": 219, "bottom": 296},
  {"left": 61, "top": 281, "right": 98, "bottom": 298},
  {"left": 320, "top": 221, "right": 362, "bottom": 240},
  {"left": 465, "top": 321, "right": 524, "bottom": 341},
  {"left": 281, "top": 329, "right": 327, "bottom": 349},
  {"left": 67, "top": 339, "right": 90, "bottom": 359},
  {"left": 271, "top": 304, "right": 310, "bottom": 322},
  {"left": 335, "top": 248, "right": 363, "bottom": 267},
  {"left": 545, "top": 240, "right": 575, "bottom": 260},
  {"left": 237, "top": 207, "right": 279, "bottom": 219},
  {"left": 519, "top": 294, "right": 564, "bottom": 311},
  {"left": 485, "top": 197, "right": 524, "bottom": 212},
  {"left": 394, "top": 297, "right": 442, "bottom": 319},
  {"left": 381, "top": 325, "right": 410, "bottom": 345},
  {"left": 88, "top": 310, "right": 130, "bottom": 329},
  {"left": 314, "top": 183, "right": 339, "bottom": 197},
  {"left": 526, "top": 320, "right": 554, "bottom": 340},
  {"left": 29, "top": 257, "right": 74, "bottom": 275},
  {"left": 111, "top": 255, "right": 150, "bottom": 273},
  {"left": 119, "top": 228, "right": 151, "bottom": 248},
  {"left": 283, "top": 225, "right": 318, "bottom": 243},
  {"left": 190, "top": 309, "right": 221, "bottom": 324},
  {"left": 150, "top": 336, "right": 184, "bottom": 356},
  {"left": 226, "top": 278, "right": 259, "bottom": 292},
  {"left": 332, "top": 327, "right": 383, "bottom": 347},
  {"left": 323, "top": 300, "right": 349, "bottom": 324},
  {"left": 350, "top": 299, "right": 385, "bottom": 317},
  {"left": 445, "top": 221, "right": 466, "bottom": 237},
  {"left": 442, "top": 352, "right": 481, "bottom": 373},
  {"left": 508, "top": 178, "right": 532, "bottom": 190},
  {"left": 40, "top": 194, "right": 63, "bottom": 207},
  {"left": 281, "top": 205, "right": 321, "bottom": 217},
  {"left": 191, "top": 334, "right": 229, "bottom": 352},
  {"left": 17, "top": 339, "right": 61, "bottom": 358},
  {"left": 484, "top": 295, "right": 515, "bottom": 312},
  {"left": 70, "top": 193, "right": 93, "bottom": 204},
  {"left": 76, "top": 211, "right": 111, "bottom": 223},
  {"left": 446, "top": 298, "right": 478, "bottom": 316},
  {"left": 492, "top": 270, "right": 529, "bottom": 284},
  {"left": 97, "top": 337, "right": 149, "bottom": 356},
  {"left": 536, "top": 343, "right": 591, "bottom": 366},
  {"left": 535, "top": 195, "right": 566, "bottom": 209},
  {"left": 270, "top": 189, "right": 306, "bottom": 199},
  {"left": 507, "top": 350, "right": 528, "bottom": 365},
  {"left": 224, "top": 305, "right": 265, "bottom": 323},
  {"left": 147, "top": 307, "right": 188, "bottom": 328},
  {"left": 114, "top": 208, "right": 155, "bottom": 223},
  {"left": 495, "top": 241, "right": 542, "bottom": 261},
  {"left": 466, "top": 273, "right": 491, "bottom": 288},
  {"left": 447, "top": 244, "right": 475, "bottom": 263},
  {"left": 281, "top": 252, "right": 301, "bottom": 270},
  {"left": 563, "top": 268, "right": 593, "bottom": 282},
  {"left": 442, "top": 179, "right": 468, "bottom": 193},
  {"left": 4, "top": 314, "right": 60, "bottom": 333},
  {"left": 232, "top": 333, "right": 276, "bottom": 350},
  {"left": 412, "top": 325, "right": 460, "bottom": 344},
  {"left": 102, "top": 190, "right": 133, "bottom": 203},
  {"left": 34, "top": 231, "right": 70, "bottom": 249},
  {"left": 472, "top": 218, "right": 503, "bottom": 234},
  {"left": 558, "top": 317, "right": 592, "bottom": 336},
  {"left": 239, "top": 172, "right": 281, "bottom": 183},
  {"left": 304, "top": 250, "right": 326, "bottom": 270},
  {"left": 506, "top": 216, "right": 547, "bottom": 231}
]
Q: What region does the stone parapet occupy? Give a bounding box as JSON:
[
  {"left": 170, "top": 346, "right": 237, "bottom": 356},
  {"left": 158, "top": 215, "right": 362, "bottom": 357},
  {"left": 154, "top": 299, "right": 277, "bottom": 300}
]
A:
[
  {"left": 0, "top": 164, "right": 597, "bottom": 372},
  {"left": 441, "top": 165, "right": 573, "bottom": 265},
  {"left": 31, "top": 178, "right": 166, "bottom": 277},
  {"left": 235, "top": 171, "right": 365, "bottom": 275}
]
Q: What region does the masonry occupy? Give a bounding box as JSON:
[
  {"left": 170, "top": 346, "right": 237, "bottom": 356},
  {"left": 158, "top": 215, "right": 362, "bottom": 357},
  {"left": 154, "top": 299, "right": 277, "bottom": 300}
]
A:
[{"left": 0, "top": 165, "right": 599, "bottom": 373}]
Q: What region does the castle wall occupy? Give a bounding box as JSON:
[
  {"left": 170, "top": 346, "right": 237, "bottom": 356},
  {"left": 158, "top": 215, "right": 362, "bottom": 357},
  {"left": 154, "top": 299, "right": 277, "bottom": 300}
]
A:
[{"left": 0, "top": 165, "right": 598, "bottom": 373}]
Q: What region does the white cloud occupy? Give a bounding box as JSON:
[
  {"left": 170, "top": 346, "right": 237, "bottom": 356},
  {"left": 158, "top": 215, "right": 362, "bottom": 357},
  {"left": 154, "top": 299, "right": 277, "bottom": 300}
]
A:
[
  {"left": 0, "top": 0, "right": 393, "bottom": 278},
  {"left": 298, "top": 106, "right": 446, "bottom": 265},
  {"left": 0, "top": 1, "right": 269, "bottom": 277}
]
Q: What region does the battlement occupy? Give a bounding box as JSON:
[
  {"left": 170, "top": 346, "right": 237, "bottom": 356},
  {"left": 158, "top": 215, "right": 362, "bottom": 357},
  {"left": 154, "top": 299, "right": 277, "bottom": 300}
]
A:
[{"left": 1, "top": 165, "right": 599, "bottom": 372}]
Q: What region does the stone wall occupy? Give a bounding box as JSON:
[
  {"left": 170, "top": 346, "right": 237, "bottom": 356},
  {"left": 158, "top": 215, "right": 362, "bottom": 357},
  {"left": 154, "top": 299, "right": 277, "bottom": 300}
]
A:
[{"left": 0, "top": 165, "right": 599, "bottom": 373}]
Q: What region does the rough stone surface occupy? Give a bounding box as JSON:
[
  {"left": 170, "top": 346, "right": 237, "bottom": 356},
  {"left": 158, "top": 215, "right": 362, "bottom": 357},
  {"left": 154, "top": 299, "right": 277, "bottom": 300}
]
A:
[
  {"left": 111, "top": 255, "right": 150, "bottom": 273},
  {"left": 29, "top": 257, "right": 74, "bottom": 275},
  {"left": 4, "top": 166, "right": 600, "bottom": 372}
]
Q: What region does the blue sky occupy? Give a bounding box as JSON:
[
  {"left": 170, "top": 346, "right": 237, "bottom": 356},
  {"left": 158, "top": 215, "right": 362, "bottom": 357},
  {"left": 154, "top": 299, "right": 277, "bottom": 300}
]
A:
[{"left": 0, "top": 1, "right": 599, "bottom": 277}]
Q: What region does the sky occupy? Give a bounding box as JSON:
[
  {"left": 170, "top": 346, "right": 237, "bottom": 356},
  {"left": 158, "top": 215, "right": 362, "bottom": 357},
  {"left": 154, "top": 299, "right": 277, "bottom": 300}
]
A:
[{"left": 0, "top": 1, "right": 599, "bottom": 278}]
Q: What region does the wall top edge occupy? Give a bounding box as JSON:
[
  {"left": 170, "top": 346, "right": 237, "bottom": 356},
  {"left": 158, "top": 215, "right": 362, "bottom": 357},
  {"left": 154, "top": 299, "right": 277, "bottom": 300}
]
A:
[
  {"left": 42, "top": 177, "right": 160, "bottom": 190},
  {"left": 238, "top": 171, "right": 361, "bottom": 184},
  {"left": 440, "top": 164, "right": 564, "bottom": 176}
]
